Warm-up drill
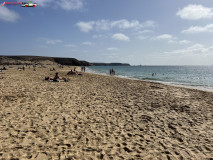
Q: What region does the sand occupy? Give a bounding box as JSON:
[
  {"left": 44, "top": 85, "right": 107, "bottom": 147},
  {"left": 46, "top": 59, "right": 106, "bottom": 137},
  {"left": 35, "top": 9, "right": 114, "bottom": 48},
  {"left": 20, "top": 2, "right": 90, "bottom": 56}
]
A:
[{"left": 0, "top": 65, "right": 212, "bottom": 159}]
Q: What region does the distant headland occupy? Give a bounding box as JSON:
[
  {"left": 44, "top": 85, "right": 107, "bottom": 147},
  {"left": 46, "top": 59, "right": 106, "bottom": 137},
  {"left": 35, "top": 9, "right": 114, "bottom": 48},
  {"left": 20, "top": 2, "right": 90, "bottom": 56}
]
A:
[{"left": 0, "top": 55, "right": 130, "bottom": 66}]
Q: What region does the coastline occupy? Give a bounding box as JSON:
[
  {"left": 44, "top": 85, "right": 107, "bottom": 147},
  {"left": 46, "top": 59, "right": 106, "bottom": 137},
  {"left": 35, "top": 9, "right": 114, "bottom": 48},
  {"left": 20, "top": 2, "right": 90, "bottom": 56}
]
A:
[
  {"left": 86, "top": 67, "right": 213, "bottom": 93},
  {"left": 0, "top": 66, "right": 212, "bottom": 159}
]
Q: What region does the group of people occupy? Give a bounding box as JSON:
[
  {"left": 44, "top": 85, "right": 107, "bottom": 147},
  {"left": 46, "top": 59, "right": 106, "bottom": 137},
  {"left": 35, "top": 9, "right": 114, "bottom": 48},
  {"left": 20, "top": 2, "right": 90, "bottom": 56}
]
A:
[
  {"left": 45, "top": 72, "right": 69, "bottom": 82},
  {"left": 46, "top": 67, "right": 84, "bottom": 82},
  {"left": 110, "top": 68, "right": 115, "bottom": 75},
  {"left": 81, "top": 66, "right": 86, "bottom": 72},
  {"left": 67, "top": 67, "right": 83, "bottom": 76},
  {"left": 0, "top": 66, "right": 6, "bottom": 73},
  {"left": 17, "top": 66, "right": 26, "bottom": 71},
  {"left": 67, "top": 67, "right": 78, "bottom": 75},
  {"left": 0, "top": 66, "right": 7, "bottom": 70},
  {"left": 152, "top": 73, "right": 157, "bottom": 76}
]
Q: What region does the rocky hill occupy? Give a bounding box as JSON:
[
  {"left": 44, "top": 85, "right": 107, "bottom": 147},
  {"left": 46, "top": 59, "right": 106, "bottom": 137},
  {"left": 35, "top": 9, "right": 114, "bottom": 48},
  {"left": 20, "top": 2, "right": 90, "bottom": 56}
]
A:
[
  {"left": 0, "top": 56, "right": 91, "bottom": 66},
  {"left": 0, "top": 56, "right": 131, "bottom": 66}
]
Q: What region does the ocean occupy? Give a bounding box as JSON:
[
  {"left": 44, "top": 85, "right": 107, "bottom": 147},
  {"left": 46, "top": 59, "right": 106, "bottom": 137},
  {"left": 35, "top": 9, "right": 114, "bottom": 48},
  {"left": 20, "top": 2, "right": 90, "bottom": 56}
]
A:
[{"left": 87, "top": 66, "right": 213, "bottom": 91}]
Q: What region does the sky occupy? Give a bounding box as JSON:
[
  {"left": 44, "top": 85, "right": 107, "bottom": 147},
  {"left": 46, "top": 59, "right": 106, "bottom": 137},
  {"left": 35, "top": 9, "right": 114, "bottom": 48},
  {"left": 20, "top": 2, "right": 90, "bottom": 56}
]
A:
[{"left": 1, "top": 0, "right": 213, "bottom": 65}]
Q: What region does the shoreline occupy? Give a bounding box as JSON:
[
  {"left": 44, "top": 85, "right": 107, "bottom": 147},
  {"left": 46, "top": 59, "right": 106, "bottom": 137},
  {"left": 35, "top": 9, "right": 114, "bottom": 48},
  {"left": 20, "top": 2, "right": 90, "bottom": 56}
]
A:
[{"left": 86, "top": 67, "right": 213, "bottom": 93}]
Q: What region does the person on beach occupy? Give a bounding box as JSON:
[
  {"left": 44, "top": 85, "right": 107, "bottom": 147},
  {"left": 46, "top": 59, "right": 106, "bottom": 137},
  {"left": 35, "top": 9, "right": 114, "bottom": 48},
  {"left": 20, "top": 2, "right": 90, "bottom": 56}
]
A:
[
  {"left": 45, "top": 72, "right": 68, "bottom": 82},
  {"left": 33, "top": 64, "right": 36, "bottom": 71},
  {"left": 67, "top": 69, "right": 82, "bottom": 75},
  {"left": 17, "top": 67, "right": 22, "bottom": 71},
  {"left": 74, "top": 67, "right": 77, "bottom": 73},
  {"left": 81, "top": 66, "right": 86, "bottom": 72},
  {"left": 0, "top": 67, "right": 6, "bottom": 71},
  {"left": 67, "top": 69, "right": 76, "bottom": 75},
  {"left": 2, "top": 66, "right": 7, "bottom": 70},
  {"left": 50, "top": 68, "right": 55, "bottom": 71},
  {"left": 53, "top": 72, "right": 60, "bottom": 80}
]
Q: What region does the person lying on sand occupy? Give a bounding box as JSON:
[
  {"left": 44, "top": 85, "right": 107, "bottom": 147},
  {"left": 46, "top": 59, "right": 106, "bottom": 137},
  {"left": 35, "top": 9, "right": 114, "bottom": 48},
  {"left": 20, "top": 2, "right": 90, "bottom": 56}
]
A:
[
  {"left": 45, "top": 72, "right": 69, "bottom": 82},
  {"left": 50, "top": 68, "right": 55, "bottom": 71},
  {"left": 17, "top": 67, "right": 22, "bottom": 71},
  {"left": 0, "top": 67, "right": 7, "bottom": 70},
  {"left": 67, "top": 69, "right": 76, "bottom": 75},
  {"left": 67, "top": 69, "right": 82, "bottom": 76}
]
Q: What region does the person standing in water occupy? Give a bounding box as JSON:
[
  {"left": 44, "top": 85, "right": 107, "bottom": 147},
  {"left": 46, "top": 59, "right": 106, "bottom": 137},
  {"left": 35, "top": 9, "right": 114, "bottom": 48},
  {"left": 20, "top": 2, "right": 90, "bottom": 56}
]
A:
[
  {"left": 112, "top": 68, "right": 115, "bottom": 75},
  {"left": 110, "top": 68, "right": 115, "bottom": 75}
]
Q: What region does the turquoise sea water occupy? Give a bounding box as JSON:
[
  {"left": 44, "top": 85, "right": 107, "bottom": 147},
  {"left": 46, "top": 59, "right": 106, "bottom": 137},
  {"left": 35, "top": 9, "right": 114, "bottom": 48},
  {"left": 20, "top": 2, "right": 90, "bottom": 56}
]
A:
[{"left": 87, "top": 66, "right": 213, "bottom": 91}]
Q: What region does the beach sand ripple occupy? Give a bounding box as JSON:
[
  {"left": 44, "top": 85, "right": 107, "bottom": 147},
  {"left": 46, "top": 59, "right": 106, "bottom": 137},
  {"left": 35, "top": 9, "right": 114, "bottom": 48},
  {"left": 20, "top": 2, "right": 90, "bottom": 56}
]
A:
[{"left": 0, "top": 66, "right": 212, "bottom": 159}]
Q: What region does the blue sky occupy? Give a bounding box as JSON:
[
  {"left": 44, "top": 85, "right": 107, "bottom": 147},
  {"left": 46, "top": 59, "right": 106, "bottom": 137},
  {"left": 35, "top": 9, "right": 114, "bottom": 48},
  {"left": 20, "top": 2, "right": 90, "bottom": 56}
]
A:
[{"left": 1, "top": 0, "right": 213, "bottom": 65}]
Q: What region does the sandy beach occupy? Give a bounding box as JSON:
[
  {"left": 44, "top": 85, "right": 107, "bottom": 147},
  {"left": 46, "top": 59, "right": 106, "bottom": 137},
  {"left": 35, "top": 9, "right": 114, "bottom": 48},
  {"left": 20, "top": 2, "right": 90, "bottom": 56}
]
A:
[{"left": 0, "top": 65, "right": 212, "bottom": 159}]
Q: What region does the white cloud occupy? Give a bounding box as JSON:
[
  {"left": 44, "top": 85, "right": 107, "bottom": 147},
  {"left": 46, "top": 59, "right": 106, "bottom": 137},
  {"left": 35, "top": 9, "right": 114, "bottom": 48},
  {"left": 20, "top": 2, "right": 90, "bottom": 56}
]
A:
[
  {"left": 164, "top": 43, "right": 213, "bottom": 55},
  {"left": 142, "top": 21, "right": 156, "bottom": 28},
  {"left": 34, "top": 0, "right": 83, "bottom": 10},
  {"left": 155, "top": 34, "right": 174, "bottom": 40},
  {"left": 167, "top": 40, "right": 177, "bottom": 44},
  {"left": 93, "top": 34, "right": 106, "bottom": 38},
  {"left": 134, "top": 30, "right": 154, "bottom": 40},
  {"left": 56, "top": 0, "right": 83, "bottom": 11},
  {"left": 44, "top": 39, "right": 62, "bottom": 44},
  {"left": 34, "top": 0, "right": 53, "bottom": 7},
  {"left": 179, "top": 40, "right": 191, "bottom": 44},
  {"left": 138, "top": 30, "right": 154, "bottom": 34},
  {"left": 138, "top": 36, "right": 148, "bottom": 40},
  {"left": 0, "top": 6, "right": 19, "bottom": 22},
  {"left": 182, "top": 24, "right": 213, "bottom": 34},
  {"left": 177, "top": 4, "right": 213, "bottom": 20},
  {"left": 76, "top": 21, "right": 94, "bottom": 32},
  {"left": 64, "top": 44, "right": 76, "bottom": 47},
  {"left": 82, "top": 41, "right": 93, "bottom": 46},
  {"left": 107, "top": 48, "right": 119, "bottom": 51},
  {"left": 76, "top": 19, "right": 156, "bottom": 32},
  {"left": 110, "top": 19, "right": 155, "bottom": 30},
  {"left": 112, "top": 33, "right": 130, "bottom": 41},
  {"left": 167, "top": 40, "right": 191, "bottom": 44}
]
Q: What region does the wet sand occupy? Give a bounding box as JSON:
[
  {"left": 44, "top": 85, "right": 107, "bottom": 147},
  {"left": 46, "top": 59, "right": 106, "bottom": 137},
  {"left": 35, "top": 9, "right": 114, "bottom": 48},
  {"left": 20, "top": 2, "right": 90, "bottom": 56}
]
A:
[{"left": 0, "top": 66, "right": 212, "bottom": 159}]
